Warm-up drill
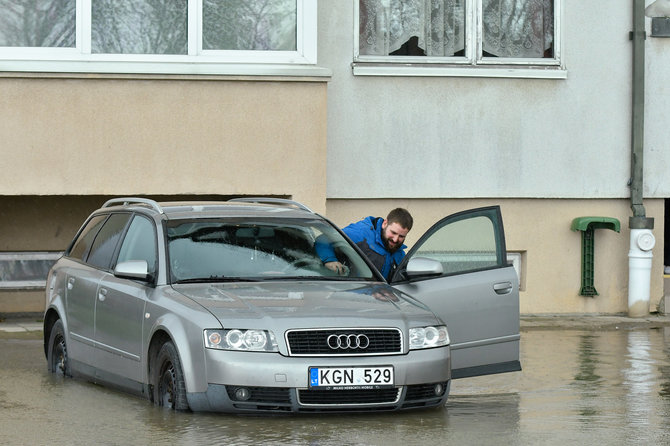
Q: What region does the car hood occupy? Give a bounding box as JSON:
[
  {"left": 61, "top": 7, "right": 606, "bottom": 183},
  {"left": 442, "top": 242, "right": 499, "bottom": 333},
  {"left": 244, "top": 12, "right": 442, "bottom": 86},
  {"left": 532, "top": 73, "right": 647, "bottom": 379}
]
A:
[{"left": 171, "top": 281, "right": 440, "bottom": 330}]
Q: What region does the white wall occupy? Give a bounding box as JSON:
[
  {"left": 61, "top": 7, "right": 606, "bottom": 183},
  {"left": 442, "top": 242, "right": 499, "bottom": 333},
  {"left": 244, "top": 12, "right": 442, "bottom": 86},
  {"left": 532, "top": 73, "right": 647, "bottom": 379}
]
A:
[
  {"left": 644, "top": 12, "right": 670, "bottom": 196},
  {"left": 319, "top": 1, "right": 669, "bottom": 201}
]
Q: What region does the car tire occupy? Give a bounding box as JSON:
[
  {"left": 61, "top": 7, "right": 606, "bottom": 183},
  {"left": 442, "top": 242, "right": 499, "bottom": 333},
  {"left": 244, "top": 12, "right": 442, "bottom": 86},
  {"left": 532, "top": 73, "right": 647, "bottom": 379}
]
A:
[
  {"left": 153, "top": 341, "right": 189, "bottom": 411},
  {"left": 47, "top": 319, "right": 70, "bottom": 376}
]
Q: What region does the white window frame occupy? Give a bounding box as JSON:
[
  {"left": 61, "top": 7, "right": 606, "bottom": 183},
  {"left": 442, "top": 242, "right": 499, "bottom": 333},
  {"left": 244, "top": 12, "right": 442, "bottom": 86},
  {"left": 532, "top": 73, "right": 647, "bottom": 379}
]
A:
[
  {"left": 0, "top": 0, "right": 324, "bottom": 77},
  {"left": 0, "top": 252, "right": 63, "bottom": 289},
  {"left": 353, "top": 0, "right": 565, "bottom": 79}
]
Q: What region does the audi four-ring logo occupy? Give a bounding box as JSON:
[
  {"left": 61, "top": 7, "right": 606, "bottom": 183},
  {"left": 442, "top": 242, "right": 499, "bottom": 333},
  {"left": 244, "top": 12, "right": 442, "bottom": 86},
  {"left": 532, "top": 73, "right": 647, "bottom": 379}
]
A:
[{"left": 327, "top": 334, "right": 370, "bottom": 350}]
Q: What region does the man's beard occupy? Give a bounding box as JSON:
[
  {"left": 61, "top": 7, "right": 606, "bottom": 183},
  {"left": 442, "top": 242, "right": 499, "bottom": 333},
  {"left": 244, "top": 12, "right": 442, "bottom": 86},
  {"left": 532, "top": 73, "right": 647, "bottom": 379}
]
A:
[{"left": 382, "top": 231, "right": 400, "bottom": 253}]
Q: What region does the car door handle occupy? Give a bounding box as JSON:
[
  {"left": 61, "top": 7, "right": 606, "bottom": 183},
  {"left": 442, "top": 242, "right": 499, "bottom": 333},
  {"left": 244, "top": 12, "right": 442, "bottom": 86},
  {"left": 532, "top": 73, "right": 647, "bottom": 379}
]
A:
[
  {"left": 67, "top": 277, "right": 75, "bottom": 290},
  {"left": 493, "top": 282, "right": 513, "bottom": 295},
  {"left": 98, "top": 288, "right": 107, "bottom": 302}
]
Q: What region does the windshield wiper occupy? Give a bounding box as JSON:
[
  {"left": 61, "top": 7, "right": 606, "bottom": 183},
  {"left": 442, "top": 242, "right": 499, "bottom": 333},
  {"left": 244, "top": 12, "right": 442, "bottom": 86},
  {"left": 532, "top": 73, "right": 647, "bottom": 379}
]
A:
[
  {"left": 267, "top": 276, "right": 374, "bottom": 282},
  {"left": 173, "top": 276, "right": 259, "bottom": 284}
]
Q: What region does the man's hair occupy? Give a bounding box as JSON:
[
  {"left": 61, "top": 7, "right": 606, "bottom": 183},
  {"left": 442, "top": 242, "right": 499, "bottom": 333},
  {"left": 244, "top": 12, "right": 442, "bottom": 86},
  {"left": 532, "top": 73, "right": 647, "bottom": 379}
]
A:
[{"left": 387, "top": 208, "right": 413, "bottom": 231}]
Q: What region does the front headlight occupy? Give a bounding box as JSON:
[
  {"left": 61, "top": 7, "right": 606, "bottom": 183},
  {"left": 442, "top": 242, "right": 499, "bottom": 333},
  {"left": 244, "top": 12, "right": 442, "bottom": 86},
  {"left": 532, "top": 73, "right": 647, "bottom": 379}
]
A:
[
  {"left": 409, "top": 325, "right": 450, "bottom": 350},
  {"left": 204, "top": 329, "right": 278, "bottom": 352}
]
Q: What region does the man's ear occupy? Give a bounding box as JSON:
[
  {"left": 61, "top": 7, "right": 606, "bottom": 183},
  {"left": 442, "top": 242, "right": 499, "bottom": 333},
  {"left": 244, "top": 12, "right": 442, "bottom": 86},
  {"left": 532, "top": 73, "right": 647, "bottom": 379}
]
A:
[{"left": 381, "top": 219, "right": 388, "bottom": 230}]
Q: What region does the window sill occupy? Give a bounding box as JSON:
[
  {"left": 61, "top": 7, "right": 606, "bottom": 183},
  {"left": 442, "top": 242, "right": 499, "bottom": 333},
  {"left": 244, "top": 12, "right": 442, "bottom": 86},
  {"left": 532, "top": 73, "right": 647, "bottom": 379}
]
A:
[
  {"left": 352, "top": 63, "right": 567, "bottom": 80},
  {"left": 0, "top": 60, "right": 332, "bottom": 81}
]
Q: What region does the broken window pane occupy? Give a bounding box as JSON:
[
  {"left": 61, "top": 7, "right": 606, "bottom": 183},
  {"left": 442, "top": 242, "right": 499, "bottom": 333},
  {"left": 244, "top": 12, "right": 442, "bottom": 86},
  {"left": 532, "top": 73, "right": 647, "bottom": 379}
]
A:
[{"left": 359, "top": 0, "right": 466, "bottom": 57}]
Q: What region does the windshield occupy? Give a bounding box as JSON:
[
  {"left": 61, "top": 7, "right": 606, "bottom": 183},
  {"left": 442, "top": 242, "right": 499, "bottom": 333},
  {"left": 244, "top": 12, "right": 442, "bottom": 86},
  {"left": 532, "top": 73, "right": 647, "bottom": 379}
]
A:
[{"left": 166, "top": 217, "right": 376, "bottom": 283}]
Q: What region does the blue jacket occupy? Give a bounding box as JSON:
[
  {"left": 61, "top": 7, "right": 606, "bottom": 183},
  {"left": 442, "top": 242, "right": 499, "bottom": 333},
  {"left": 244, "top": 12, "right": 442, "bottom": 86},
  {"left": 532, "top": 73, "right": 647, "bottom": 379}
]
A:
[{"left": 317, "top": 216, "right": 407, "bottom": 281}]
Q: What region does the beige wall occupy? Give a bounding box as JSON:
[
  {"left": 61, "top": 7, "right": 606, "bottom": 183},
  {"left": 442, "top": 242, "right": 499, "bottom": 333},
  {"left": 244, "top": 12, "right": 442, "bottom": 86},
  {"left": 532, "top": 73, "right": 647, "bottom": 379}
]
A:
[
  {"left": 0, "top": 74, "right": 328, "bottom": 315},
  {"left": 0, "top": 75, "right": 328, "bottom": 212},
  {"left": 0, "top": 74, "right": 665, "bottom": 317},
  {"left": 325, "top": 198, "right": 665, "bottom": 315}
]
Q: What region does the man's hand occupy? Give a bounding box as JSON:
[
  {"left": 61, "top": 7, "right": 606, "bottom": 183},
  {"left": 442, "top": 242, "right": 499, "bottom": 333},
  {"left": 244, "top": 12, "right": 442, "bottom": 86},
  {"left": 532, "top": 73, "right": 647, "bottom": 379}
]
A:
[{"left": 324, "top": 261, "right": 347, "bottom": 275}]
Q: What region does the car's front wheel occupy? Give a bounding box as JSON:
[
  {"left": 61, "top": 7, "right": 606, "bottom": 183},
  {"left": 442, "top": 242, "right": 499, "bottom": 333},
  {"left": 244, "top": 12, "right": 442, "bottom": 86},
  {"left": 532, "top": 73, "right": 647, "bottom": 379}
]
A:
[
  {"left": 153, "top": 341, "right": 189, "bottom": 411},
  {"left": 47, "top": 319, "right": 70, "bottom": 376}
]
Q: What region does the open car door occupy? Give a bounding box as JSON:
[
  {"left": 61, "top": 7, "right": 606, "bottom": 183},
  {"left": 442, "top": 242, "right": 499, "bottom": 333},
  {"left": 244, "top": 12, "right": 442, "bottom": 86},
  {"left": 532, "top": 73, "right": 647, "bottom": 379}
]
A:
[{"left": 390, "top": 206, "right": 521, "bottom": 379}]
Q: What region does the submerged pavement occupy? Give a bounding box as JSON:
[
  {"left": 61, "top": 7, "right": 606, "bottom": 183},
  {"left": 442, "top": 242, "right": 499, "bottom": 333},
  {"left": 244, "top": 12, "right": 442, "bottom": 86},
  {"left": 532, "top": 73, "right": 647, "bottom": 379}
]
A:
[{"left": 3, "top": 316, "right": 670, "bottom": 444}]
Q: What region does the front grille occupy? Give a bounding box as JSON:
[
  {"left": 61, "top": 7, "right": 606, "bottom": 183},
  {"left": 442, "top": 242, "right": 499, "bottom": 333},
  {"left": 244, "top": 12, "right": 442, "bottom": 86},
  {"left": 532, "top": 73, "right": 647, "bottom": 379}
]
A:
[
  {"left": 286, "top": 328, "right": 402, "bottom": 356},
  {"left": 298, "top": 388, "right": 401, "bottom": 405}
]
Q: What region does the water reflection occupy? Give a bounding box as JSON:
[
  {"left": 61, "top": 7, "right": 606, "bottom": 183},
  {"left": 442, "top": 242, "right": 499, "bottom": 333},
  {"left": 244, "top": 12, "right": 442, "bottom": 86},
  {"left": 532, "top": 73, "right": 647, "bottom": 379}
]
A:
[
  {"left": 624, "top": 331, "right": 654, "bottom": 430},
  {"left": 3, "top": 330, "right": 670, "bottom": 445},
  {"left": 658, "top": 327, "right": 670, "bottom": 398},
  {"left": 573, "top": 334, "right": 603, "bottom": 420}
]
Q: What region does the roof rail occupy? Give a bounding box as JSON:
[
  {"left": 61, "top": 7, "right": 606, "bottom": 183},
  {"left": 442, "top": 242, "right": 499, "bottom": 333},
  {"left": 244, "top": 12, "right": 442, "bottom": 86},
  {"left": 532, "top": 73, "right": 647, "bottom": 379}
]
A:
[
  {"left": 102, "top": 197, "right": 164, "bottom": 214},
  {"left": 228, "top": 197, "right": 314, "bottom": 213}
]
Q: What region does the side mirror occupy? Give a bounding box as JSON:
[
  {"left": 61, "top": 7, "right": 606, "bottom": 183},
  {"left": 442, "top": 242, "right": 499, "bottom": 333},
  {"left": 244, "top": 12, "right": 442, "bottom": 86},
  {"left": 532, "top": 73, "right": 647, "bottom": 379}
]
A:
[
  {"left": 406, "top": 257, "right": 444, "bottom": 278},
  {"left": 114, "top": 260, "right": 151, "bottom": 281}
]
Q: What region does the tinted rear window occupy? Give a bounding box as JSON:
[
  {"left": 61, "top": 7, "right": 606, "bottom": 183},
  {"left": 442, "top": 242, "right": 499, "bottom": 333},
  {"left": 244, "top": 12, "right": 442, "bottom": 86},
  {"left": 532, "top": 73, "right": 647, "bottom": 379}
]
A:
[
  {"left": 69, "top": 215, "right": 107, "bottom": 261},
  {"left": 87, "top": 213, "right": 132, "bottom": 269}
]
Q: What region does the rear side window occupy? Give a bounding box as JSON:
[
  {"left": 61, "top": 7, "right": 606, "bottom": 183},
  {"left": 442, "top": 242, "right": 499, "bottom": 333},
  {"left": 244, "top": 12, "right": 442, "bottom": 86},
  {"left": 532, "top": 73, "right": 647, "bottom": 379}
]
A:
[
  {"left": 87, "top": 214, "right": 132, "bottom": 269},
  {"left": 69, "top": 215, "right": 107, "bottom": 261}
]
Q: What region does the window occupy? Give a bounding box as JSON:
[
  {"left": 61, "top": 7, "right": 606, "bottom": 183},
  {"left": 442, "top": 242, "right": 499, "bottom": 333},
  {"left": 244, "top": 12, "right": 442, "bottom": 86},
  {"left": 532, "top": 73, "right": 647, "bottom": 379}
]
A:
[
  {"left": 355, "top": 0, "right": 561, "bottom": 77},
  {"left": 413, "top": 215, "right": 499, "bottom": 275},
  {"left": 86, "top": 213, "right": 131, "bottom": 269},
  {"left": 0, "top": 0, "right": 75, "bottom": 47},
  {"left": 406, "top": 208, "right": 506, "bottom": 277},
  {"left": 167, "top": 218, "right": 375, "bottom": 282},
  {"left": 91, "top": 1, "right": 188, "bottom": 55},
  {"left": 116, "top": 216, "right": 157, "bottom": 274},
  {"left": 0, "top": 0, "right": 319, "bottom": 75},
  {"left": 69, "top": 214, "right": 107, "bottom": 261},
  {"left": 0, "top": 252, "right": 63, "bottom": 289}
]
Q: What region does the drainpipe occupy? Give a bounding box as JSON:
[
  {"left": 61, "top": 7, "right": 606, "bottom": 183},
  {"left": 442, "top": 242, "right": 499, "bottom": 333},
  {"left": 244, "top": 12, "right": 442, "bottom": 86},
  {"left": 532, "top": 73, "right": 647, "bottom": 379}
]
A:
[{"left": 628, "top": 0, "right": 655, "bottom": 317}]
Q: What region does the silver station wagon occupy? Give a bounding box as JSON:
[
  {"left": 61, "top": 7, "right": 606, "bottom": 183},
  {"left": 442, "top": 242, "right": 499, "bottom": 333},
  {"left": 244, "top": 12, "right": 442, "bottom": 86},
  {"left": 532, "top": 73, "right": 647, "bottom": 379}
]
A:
[{"left": 43, "top": 197, "right": 520, "bottom": 413}]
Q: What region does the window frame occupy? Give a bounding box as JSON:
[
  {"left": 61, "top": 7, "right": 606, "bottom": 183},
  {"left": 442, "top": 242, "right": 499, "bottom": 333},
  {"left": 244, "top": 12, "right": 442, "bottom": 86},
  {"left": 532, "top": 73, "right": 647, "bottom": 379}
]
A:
[
  {"left": 353, "top": 0, "right": 564, "bottom": 79},
  {"left": 0, "top": 0, "right": 320, "bottom": 76},
  {"left": 0, "top": 251, "right": 63, "bottom": 289},
  {"left": 115, "top": 214, "right": 158, "bottom": 275},
  {"left": 85, "top": 212, "right": 132, "bottom": 270},
  {"left": 68, "top": 214, "right": 108, "bottom": 262}
]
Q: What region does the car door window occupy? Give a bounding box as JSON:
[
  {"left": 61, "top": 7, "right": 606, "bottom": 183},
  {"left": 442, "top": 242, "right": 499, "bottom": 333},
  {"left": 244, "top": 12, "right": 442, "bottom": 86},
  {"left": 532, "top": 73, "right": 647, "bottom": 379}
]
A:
[
  {"left": 116, "top": 215, "right": 157, "bottom": 274},
  {"left": 411, "top": 213, "right": 503, "bottom": 276},
  {"left": 86, "top": 213, "right": 132, "bottom": 269},
  {"left": 69, "top": 215, "right": 107, "bottom": 261}
]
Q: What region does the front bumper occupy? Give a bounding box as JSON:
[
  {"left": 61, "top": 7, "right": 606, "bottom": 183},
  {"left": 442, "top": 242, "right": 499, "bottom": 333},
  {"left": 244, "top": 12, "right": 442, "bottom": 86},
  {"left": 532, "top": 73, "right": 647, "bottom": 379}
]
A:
[{"left": 187, "top": 346, "right": 450, "bottom": 413}]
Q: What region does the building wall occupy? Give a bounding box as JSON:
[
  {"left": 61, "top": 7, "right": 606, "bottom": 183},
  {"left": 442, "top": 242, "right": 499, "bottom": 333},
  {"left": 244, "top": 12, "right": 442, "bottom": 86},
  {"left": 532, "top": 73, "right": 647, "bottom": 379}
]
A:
[
  {"left": 319, "top": 1, "right": 669, "bottom": 200},
  {"left": 317, "top": 2, "right": 669, "bottom": 314},
  {"left": 2, "top": 2, "right": 668, "bottom": 316},
  {"left": 325, "top": 198, "right": 665, "bottom": 315},
  {"left": 0, "top": 75, "right": 329, "bottom": 315},
  {"left": 0, "top": 75, "right": 328, "bottom": 210}
]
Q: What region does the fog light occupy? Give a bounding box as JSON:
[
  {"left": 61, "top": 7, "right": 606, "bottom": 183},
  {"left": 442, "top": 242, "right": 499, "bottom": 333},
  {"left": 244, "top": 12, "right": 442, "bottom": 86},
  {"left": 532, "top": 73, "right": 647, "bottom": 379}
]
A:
[
  {"left": 234, "top": 387, "right": 251, "bottom": 401},
  {"left": 434, "top": 383, "right": 445, "bottom": 396}
]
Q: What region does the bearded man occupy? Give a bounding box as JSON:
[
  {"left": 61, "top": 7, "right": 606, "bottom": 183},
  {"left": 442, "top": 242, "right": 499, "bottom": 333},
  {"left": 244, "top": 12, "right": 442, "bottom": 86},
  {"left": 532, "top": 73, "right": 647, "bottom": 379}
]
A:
[{"left": 316, "top": 208, "right": 413, "bottom": 281}]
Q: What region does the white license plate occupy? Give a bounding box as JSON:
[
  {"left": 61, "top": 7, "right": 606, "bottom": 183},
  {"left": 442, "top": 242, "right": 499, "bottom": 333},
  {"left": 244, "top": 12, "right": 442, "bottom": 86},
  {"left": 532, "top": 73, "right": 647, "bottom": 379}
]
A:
[{"left": 309, "top": 366, "right": 394, "bottom": 389}]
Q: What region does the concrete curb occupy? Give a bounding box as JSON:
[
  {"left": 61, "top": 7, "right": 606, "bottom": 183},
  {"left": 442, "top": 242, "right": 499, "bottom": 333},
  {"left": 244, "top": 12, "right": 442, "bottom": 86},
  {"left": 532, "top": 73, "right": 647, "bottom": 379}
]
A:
[
  {"left": 0, "top": 320, "right": 43, "bottom": 333},
  {"left": 521, "top": 314, "right": 670, "bottom": 330}
]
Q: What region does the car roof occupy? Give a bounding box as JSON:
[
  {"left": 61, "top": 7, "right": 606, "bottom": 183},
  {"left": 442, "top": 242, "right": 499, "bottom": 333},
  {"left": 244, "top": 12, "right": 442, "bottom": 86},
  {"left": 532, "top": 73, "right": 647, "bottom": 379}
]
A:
[{"left": 97, "top": 197, "right": 318, "bottom": 221}]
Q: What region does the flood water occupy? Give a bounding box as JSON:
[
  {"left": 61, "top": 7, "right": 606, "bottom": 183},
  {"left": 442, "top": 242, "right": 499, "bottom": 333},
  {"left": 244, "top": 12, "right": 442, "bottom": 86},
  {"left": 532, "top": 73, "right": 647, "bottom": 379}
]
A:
[{"left": 2, "top": 328, "right": 670, "bottom": 445}]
